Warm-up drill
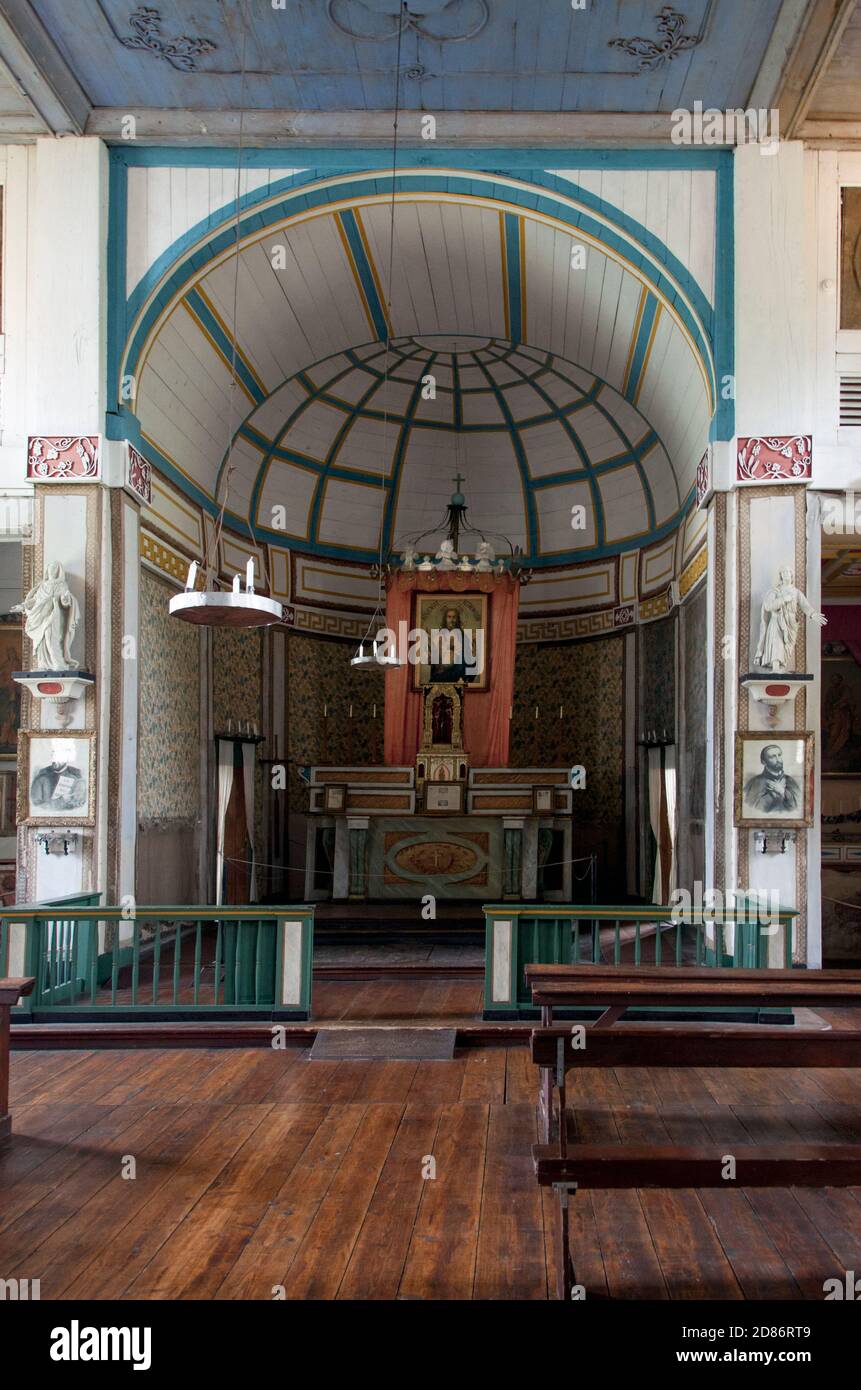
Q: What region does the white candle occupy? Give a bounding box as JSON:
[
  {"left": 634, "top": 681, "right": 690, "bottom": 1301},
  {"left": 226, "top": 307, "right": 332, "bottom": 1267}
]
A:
[
  {"left": 534, "top": 706, "right": 538, "bottom": 719},
  {"left": 246, "top": 557, "right": 255, "bottom": 591},
  {"left": 323, "top": 703, "right": 328, "bottom": 718},
  {"left": 373, "top": 703, "right": 377, "bottom": 718},
  {"left": 349, "top": 703, "right": 353, "bottom": 718},
  {"left": 559, "top": 705, "right": 563, "bottom": 719}
]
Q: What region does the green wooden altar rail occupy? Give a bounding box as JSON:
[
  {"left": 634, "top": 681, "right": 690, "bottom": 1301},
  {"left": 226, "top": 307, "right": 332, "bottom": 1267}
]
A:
[
  {"left": 483, "top": 903, "right": 799, "bottom": 1018},
  {"left": 0, "top": 904, "right": 315, "bottom": 1021}
]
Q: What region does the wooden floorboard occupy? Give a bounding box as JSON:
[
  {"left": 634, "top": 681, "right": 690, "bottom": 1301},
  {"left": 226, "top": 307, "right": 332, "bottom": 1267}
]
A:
[{"left": 4, "top": 1043, "right": 861, "bottom": 1300}]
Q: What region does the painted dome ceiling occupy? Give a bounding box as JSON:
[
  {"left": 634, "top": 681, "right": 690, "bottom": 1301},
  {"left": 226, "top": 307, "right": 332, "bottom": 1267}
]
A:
[{"left": 235, "top": 335, "right": 681, "bottom": 564}]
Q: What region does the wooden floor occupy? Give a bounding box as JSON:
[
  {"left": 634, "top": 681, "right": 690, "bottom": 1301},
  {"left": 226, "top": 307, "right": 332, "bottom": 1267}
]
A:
[{"left": 4, "top": 1034, "right": 861, "bottom": 1300}]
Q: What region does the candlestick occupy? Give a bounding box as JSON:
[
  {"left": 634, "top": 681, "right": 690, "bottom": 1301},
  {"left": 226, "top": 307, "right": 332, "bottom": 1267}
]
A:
[
  {"left": 323, "top": 703, "right": 328, "bottom": 718},
  {"left": 534, "top": 706, "right": 538, "bottom": 720},
  {"left": 372, "top": 703, "right": 377, "bottom": 719},
  {"left": 349, "top": 703, "right": 353, "bottom": 718},
  {"left": 559, "top": 705, "right": 563, "bottom": 719},
  {"left": 246, "top": 557, "right": 255, "bottom": 592}
]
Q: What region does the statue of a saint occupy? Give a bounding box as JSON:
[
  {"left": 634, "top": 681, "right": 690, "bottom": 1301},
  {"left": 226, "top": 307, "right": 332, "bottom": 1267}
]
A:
[
  {"left": 754, "top": 566, "right": 826, "bottom": 672},
  {"left": 431, "top": 694, "right": 453, "bottom": 744},
  {"left": 401, "top": 545, "right": 417, "bottom": 571},
  {"left": 13, "top": 561, "right": 80, "bottom": 670}
]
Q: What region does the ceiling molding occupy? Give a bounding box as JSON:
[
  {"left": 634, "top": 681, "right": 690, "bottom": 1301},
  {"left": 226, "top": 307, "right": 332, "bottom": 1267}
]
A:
[
  {"left": 746, "top": 0, "right": 811, "bottom": 110},
  {"left": 85, "top": 108, "right": 707, "bottom": 147},
  {"left": 773, "top": 0, "right": 858, "bottom": 139},
  {"left": 0, "top": 0, "right": 91, "bottom": 134}
]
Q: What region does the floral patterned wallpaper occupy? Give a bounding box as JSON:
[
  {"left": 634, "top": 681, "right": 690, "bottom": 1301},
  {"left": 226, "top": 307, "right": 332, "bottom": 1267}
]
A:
[
  {"left": 510, "top": 635, "right": 625, "bottom": 826},
  {"left": 640, "top": 615, "right": 676, "bottom": 739},
  {"left": 138, "top": 569, "right": 200, "bottom": 823},
  {"left": 287, "top": 633, "right": 385, "bottom": 812},
  {"left": 213, "top": 629, "right": 263, "bottom": 730}
]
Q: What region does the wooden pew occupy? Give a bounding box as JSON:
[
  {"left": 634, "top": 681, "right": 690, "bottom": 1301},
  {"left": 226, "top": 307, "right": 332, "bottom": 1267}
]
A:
[
  {"left": 526, "top": 965, "right": 861, "bottom": 1299},
  {"left": 0, "top": 977, "right": 34, "bottom": 1143}
]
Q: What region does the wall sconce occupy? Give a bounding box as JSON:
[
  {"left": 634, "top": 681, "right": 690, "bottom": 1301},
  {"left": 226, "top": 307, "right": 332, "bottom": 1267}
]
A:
[
  {"left": 35, "top": 831, "right": 79, "bottom": 857},
  {"left": 753, "top": 830, "right": 794, "bottom": 855}
]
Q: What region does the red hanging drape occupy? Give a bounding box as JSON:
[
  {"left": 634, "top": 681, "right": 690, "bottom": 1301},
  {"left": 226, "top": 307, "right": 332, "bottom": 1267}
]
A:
[{"left": 383, "top": 571, "right": 520, "bottom": 767}]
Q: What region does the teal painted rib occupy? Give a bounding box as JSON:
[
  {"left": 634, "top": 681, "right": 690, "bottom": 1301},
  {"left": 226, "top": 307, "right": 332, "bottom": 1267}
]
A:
[
  {"left": 623, "top": 292, "right": 660, "bottom": 404},
  {"left": 336, "top": 209, "right": 390, "bottom": 342}
]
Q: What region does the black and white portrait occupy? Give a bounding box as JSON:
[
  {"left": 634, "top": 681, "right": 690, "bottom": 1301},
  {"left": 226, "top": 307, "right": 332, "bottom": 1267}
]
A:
[
  {"left": 22, "top": 734, "right": 95, "bottom": 825},
  {"left": 735, "top": 734, "right": 812, "bottom": 828}
]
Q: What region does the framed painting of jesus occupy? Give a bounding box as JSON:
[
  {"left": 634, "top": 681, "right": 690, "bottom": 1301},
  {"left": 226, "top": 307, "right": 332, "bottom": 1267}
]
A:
[{"left": 412, "top": 593, "right": 488, "bottom": 692}]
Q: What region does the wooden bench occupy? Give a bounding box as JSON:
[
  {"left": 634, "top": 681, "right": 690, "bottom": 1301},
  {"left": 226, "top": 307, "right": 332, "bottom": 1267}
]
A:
[
  {"left": 0, "top": 977, "right": 35, "bottom": 1143},
  {"left": 526, "top": 965, "right": 861, "bottom": 1299}
]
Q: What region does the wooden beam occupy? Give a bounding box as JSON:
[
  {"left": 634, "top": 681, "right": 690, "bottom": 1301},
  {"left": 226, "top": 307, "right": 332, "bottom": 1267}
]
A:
[
  {"left": 531, "top": 1025, "right": 861, "bottom": 1069},
  {"left": 773, "top": 0, "right": 858, "bottom": 138},
  {"left": 0, "top": 0, "right": 90, "bottom": 135},
  {"left": 533, "top": 1142, "right": 861, "bottom": 1188},
  {"left": 83, "top": 108, "right": 703, "bottom": 148}
]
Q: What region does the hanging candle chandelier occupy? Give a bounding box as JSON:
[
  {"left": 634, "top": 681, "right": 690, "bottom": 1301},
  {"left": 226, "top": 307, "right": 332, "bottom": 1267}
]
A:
[
  {"left": 350, "top": 5, "right": 408, "bottom": 671},
  {"left": 170, "top": 1, "right": 282, "bottom": 630}
]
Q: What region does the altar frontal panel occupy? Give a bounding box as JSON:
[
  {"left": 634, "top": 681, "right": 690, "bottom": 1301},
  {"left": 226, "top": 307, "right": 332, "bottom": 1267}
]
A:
[{"left": 368, "top": 817, "right": 503, "bottom": 899}]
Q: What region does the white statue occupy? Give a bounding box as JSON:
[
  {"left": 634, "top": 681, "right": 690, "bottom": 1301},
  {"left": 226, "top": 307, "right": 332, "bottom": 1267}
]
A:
[
  {"left": 754, "top": 566, "right": 826, "bottom": 672},
  {"left": 13, "top": 561, "right": 80, "bottom": 670},
  {"left": 401, "top": 545, "right": 417, "bottom": 571},
  {"left": 417, "top": 554, "right": 434, "bottom": 571},
  {"left": 458, "top": 553, "right": 473, "bottom": 572},
  {"left": 435, "top": 539, "right": 457, "bottom": 571},
  {"left": 475, "top": 540, "right": 495, "bottom": 572}
]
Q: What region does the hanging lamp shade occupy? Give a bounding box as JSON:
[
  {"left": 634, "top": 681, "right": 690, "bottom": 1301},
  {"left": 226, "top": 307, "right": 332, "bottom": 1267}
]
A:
[
  {"left": 350, "top": 637, "right": 403, "bottom": 668},
  {"left": 169, "top": 589, "right": 283, "bottom": 628},
  {"left": 170, "top": 560, "right": 283, "bottom": 628}
]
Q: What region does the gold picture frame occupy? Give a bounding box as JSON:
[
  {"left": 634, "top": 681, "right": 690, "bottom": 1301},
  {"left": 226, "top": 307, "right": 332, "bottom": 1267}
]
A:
[
  {"left": 18, "top": 730, "right": 96, "bottom": 827},
  {"left": 734, "top": 732, "right": 813, "bottom": 829},
  {"left": 412, "top": 592, "right": 489, "bottom": 691}
]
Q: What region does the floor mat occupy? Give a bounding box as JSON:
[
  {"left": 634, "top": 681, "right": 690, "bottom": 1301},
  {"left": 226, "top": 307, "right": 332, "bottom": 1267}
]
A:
[{"left": 310, "top": 1026, "right": 457, "bottom": 1060}]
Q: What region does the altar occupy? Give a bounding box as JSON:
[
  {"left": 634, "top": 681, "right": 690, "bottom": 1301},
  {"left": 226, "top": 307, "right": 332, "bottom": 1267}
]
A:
[{"left": 304, "top": 766, "right": 574, "bottom": 901}]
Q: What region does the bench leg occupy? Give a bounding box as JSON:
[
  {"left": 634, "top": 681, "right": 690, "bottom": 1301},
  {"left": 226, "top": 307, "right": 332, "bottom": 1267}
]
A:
[
  {"left": 538, "top": 1066, "right": 553, "bottom": 1144},
  {"left": 552, "top": 1182, "right": 577, "bottom": 1301}
]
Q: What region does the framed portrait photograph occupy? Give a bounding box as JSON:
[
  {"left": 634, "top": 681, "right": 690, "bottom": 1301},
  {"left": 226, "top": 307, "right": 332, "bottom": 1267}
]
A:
[
  {"left": 412, "top": 592, "right": 488, "bottom": 692},
  {"left": 822, "top": 655, "right": 861, "bottom": 776},
  {"left": 533, "top": 785, "right": 554, "bottom": 814},
  {"left": 0, "top": 623, "right": 22, "bottom": 754},
  {"left": 734, "top": 732, "right": 813, "bottom": 828},
  {"left": 18, "top": 731, "right": 96, "bottom": 826},
  {"left": 323, "top": 783, "right": 347, "bottom": 813},
  {"left": 424, "top": 781, "right": 464, "bottom": 814}
]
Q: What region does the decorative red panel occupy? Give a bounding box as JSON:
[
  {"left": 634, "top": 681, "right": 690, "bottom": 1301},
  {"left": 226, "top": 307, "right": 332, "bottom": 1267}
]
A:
[
  {"left": 736, "top": 436, "right": 812, "bottom": 483},
  {"left": 27, "top": 435, "right": 100, "bottom": 480}
]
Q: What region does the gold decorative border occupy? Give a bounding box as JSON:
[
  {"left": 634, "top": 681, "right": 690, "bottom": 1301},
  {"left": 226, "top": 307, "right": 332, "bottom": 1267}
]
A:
[
  {"left": 678, "top": 544, "right": 707, "bottom": 599},
  {"left": 639, "top": 590, "right": 671, "bottom": 622},
  {"left": 141, "top": 529, "right": 191, "bottom": 586}
]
